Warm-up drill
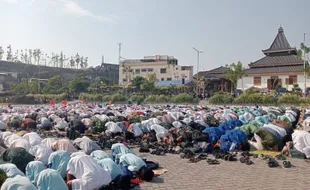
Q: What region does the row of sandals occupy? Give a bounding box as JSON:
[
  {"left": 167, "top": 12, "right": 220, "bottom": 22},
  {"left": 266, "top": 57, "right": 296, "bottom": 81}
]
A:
[{"left": 183, "top": 151, "right": 292, "bottom": 168}]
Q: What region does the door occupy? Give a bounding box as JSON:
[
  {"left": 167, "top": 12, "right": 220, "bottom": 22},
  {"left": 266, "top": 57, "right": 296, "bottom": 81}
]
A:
[{"left": 267, "top": 79, "right": 272, "bottom": 90}]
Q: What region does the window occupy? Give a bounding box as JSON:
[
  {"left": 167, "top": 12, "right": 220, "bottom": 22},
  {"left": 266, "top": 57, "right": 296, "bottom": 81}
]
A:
[
  {"left": 148, "top": 68, "right": 153, "bottom": 72},
  {"left": 161, "top": 78, "right": 164, "bottom": 81},
  {"left": 160, "top": 68, "right": 167, "bottom": 73},
  {"left": 123, "top": 78, "right": 126, "bottom": 82},
  {"left": 286, "top": 75, "right": 297, "bottom": 85},
  {"left": 141, "top": 69, "right": 147, "bottom": 72},
  {"left": 167, "top": 78, "right": 172, "bottom": 81},
  {"left": 128, "top": 69, "right": 133, "bottom": 72},
  {"left": 135, "top": 69, "right": 140, "bottom": 74},
  {"left": 254, "top": 77, "right": 261, "bottom": 86}
]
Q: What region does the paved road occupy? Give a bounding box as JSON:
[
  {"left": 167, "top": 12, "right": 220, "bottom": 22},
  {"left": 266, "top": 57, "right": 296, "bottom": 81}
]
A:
[{"left": 134, "top": 152, "right": 310, "bottom": 190}]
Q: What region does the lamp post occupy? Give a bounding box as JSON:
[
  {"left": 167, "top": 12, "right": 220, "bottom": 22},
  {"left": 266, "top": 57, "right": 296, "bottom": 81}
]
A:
[
  {"left": 304, "top": 33, "right": 307, "bottom": 98},
  {"left": 193, "top": 47, "right": 203, "bottom": 96}
]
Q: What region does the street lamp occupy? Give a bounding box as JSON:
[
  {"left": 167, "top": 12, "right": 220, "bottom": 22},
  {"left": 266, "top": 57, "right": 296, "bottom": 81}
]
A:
[{"left": 193, "top": 47, "right": 203, "bottom": 96}]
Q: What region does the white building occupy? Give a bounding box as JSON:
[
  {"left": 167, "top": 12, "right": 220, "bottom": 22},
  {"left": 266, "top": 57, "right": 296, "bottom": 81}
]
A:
[
  {"left": 237, "top": 26, "right": 308, "bottom": 92},
  {"left": 119, "top": 55, "right": 193, "bottom": 86}
]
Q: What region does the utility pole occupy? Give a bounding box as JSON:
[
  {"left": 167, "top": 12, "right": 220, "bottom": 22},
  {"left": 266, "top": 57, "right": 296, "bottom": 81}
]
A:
[
  {"left": 193, "top": 47, "right": 203, "bottom": 97},
  {"left": 304, "top": 33, "right": 307, "bottom": 98}
]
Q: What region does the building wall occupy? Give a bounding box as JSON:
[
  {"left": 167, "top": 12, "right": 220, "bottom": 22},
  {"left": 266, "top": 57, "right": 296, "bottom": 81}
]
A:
[
  {"left": 237, "top": 73, "right": 310, "bottom": 92},
  {"left": 237, "top": 77, "right": 253, "bottom": 90},
  {"left": 119, "top": 58, "right": 193, "bottom": 86}
]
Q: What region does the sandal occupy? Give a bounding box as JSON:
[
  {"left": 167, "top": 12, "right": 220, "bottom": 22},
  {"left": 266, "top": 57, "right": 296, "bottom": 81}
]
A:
[
  {"left": 267, "top": 159, "right": 279, "bottom": 168},
  {"left": 283, "top": 161, "right": 291, "bottom": 168},
  {"left": 276, "top": 154, "right": 287, "bottom": 160},
  {"left": 207, "top": 158, "right": 220, "bottom": 165},
  {"left": 245, "top": 159, "right": 254, "bottom": 165},
  {"left": 188, "top": 157, "right": 200, "bottom": 163},
  {"left": 239, "top": 157, "right": 246, "bottom": 163}
]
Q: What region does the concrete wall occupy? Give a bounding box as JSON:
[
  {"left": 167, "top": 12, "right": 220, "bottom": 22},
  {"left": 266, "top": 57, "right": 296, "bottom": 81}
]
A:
[
  {"left": 237, "top": 73, "right": 310, "bottom": 92},
  {"left": 0, "top": 60, "right": 118, "bottom": 84}
]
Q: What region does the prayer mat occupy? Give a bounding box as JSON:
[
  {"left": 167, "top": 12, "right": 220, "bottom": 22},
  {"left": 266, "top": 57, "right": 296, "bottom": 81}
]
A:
[{"left": 250, "top": 150, "right": 280, "bottom": 157}]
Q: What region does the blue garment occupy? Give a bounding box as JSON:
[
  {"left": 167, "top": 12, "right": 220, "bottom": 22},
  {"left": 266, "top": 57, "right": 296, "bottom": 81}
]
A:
[
  {"left": 25, "top": 161, "right": 45, "bottom": 185},
  {"left": 97, "top": 158, "right": 124, "bottom": 180},
  {"left": 121, "top": 166, "right": 134, "bottom": 178},
  {"left": 119, "top": 153, "right": 146, "bottom": 172},
  {"left": 35, "top": 169, "right": 67, "bottom": 190},
  {"left": 0, "top": 163, "right": 25, "bottom": 178},
  {"left": 218, "top": 119, "right": 243, "bottom": 134},
  {"left": 47, "top": 151, "right": 70, "bottom": 179},
  {"left": 90, "top": 150, "right": 112, "bottom": 161},
  {"left": 111, "top": 143, "right": 133, "bottom": 164},
  {"left": 220, "top": 130, "right": 247, "bottom": 151},
  {"left": 202, "top": 127, "right": 223, "bottom": 144}
]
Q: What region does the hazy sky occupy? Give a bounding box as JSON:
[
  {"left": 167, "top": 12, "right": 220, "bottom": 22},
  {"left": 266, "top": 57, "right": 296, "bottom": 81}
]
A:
[{"left": 0, "top": 0, "right": 309, "bottom": 72}]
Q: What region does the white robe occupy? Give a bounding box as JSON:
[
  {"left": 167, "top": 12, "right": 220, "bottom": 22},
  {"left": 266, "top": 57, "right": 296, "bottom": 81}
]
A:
[{"left": 67, "top": 155, "right": 112, "bottom": 190}]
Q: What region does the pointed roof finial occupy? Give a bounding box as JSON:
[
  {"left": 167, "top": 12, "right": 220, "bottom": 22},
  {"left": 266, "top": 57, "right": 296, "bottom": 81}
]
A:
[{"left": 278, "top": 25, "right": 284, "bottom": 33}]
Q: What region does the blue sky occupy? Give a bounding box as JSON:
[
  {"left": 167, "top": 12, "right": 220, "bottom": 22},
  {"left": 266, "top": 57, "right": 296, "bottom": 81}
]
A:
[{"left": 0, "top": 0, "right": 309, "bottom": 72}]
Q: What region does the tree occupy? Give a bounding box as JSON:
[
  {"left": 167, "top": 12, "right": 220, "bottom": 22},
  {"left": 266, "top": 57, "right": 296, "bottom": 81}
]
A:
[
  {"left": 6, "top": 45, "right": 13, "bottom": 61},
  {"left": 36, "top": 49, "right": 42, "bottom": 65},
  {"left": 131, "top": 76, "right": 145, "bottom": 91},
  {"left": 84, "top": 57, "right": 88, "bottom": 68},
  {"left": 59, "top": 51, "right": 64, "bottom": 68},
  {"left": 70, "top": 57, "right": 75, "bottom": 68},
  {"left": 0, "top": 46, "right": 4, "bottom": 60},
  {"left": 75, "top": 53, "right": 80, "bottom": 69},
  {"left": 69, "top": 74, "right": 90, "bottom": 95},
  {"left": 225, "top": 61, "right": 245, "bottom": 92},
  {"left": 147, "top": 73, "right": 157, "bottom": 82},
  {"left": 28, "top": 49, "right": 33, "bottom": 64},
  {"left": 11, "top": 80, "right": 29, "bottom": 95},
  {"left": 42, "top": 75, "right": 66, "bottom": 94},
  {"left": 13, "top": 50, "right": 19, "bottom": 62},
  {"left": 298, "top": 43, "right": 310, "bottom": 59},
  {"left": 24, "top": 49, "right": 28, "bottom": 64},
  {"left": 80, "top": 56, "right": 84, "bottom": 68}
]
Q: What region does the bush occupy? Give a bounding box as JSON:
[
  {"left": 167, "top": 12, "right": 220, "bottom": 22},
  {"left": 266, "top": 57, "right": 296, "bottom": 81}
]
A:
[
  {"left": 171, "top": 93, "right": 195, "bottom": 103},
  {"left": 208, "top": 93, "right": 233, "bottom": 104},
  {"left": 27, "top": 93, "right": 68, "bottom": 102},
  {"left": 277, "top": 94, "right": 301, "bottom": 104},
  {"left": 79, "top": 93, "right": 109, "bottom": 102},
  {"left": 156, "top": 95, "right": 170, "bottom": 103},
  {"left": 234, "top": 93, "right": 263, "bottom": 104},
  {"left": 144, "top": 95, "right": 170, "bottom": 103},
  {"left": 145, "top": 95, "right": 157, "bottom": 103},
  {"left": 111, "top": 94, "right": 126, "bottom": 102},
  {"left": 130, "top": 95, "right": 145, "bottom": 103},
  {"left": 102, "top": 95, "right": 112, "bottom": 102},
  {"left": 262, "top": 95, "right": 277, "bottom": 105}
]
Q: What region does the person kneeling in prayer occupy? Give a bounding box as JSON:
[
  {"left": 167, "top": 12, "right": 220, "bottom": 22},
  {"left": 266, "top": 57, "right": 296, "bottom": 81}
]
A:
[
  {"left": 97, "top": 158, "right": 131, "bottom": 190},
  {"left": 119, "top": 153, "right": 154, "bottom": 182},
  {"left": 66, "top": 154, "right": 112, "bottom": 190}
]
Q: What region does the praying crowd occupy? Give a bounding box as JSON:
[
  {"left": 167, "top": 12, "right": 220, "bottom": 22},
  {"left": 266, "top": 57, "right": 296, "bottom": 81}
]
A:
[{"left": 0, "top": 103, "right": 309, "bottom": 189}]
